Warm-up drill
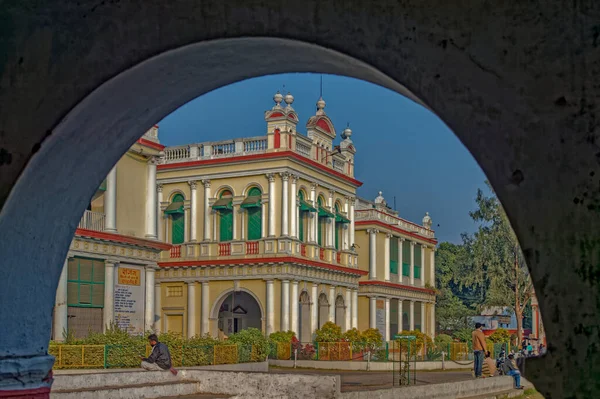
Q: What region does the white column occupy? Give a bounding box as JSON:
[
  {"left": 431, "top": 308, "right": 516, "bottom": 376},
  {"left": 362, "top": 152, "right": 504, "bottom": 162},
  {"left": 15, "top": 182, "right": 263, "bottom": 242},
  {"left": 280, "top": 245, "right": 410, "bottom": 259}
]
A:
[
  {"left": 201, "top": 281, "right": 210, "bottom": 335},
  {"left": 430, "top": 303, "right": 436, "bottom": 337},
  {"left": 281, "top": 280, "right": 290, "bottom": 331},
  {"left": 232, "top": 204, "right": 239, "bottom": 240},
  {"left": 53, "top": 257, "right": 69, "bottom": 341},
  {"left": 157, "top": 184, "right": 164, "bottom": 241},
  {"left": 266, "top": 280, "right": 275, "bottom": 335},
  {"left": 385, "top": 297, "right": 391, "bottom": 341},
  {"left": 103, "top": 261, "right": 116, "bottom": 331},
  {"left": 328, "top": 191, "right": 335, "bottom": 247},
  {"left": 261, "top": 202, "right": 267, "bottom": 238},
  {"left": 104, "top": 166, "right": 117, "bottom": 232},
  {"left": 349, "top": 197, "right": 355, "bottom": 248},
  {"left": 184, "top": 207, "right": 190, "bottom": 243},
  {"left": 397, "top": 299, "right": 403, "bottom": 333},
  {"left": 212, "top": 210, "right": 217, "bottom": 241},
  {"left": 267, "top": 174, "right": 276, "bottom": 237},
  {"left": 189, "top": 181, "right": 198, "bottom": 242},
  {"left": 328, "top": 286, "right": 336, "bottom": 322},
  {"left": 310, "top": 184, "right": 318, "bottom": 243},
  {"left": 281, "top": 173, "right": 289, "bottom": 236},
  {"left": 154, "top": 282, "right": 161, "bottom": 333},
  {"left": 345, "top": 289, "right": 352, "bottom": 332},
  {"left": 420, "top": 245, "right": 426, "bottom": 287},
  {"left": 398, "top": 238, "right": 404, "bottom": 280},
  {"left": 202, "top": 180, "right": 211, "bottom": 241},
  {"left": 187, "top": 281, "right": 197, "bottom": 338},
  {"left": 343, "top": 197, "right": 350, "bottom": 250},
  {"left": 368, "top": 229, "right": 377, "bottom": 279},
  {"left": 369, "top": 297, "right": 377, "bottom": 329},
  {"left": 420, "top": 302, "right": 426, "bottom": 332},
  {"left": 290, "top": 176, "right": 298, "bottom": 238},
  {"left": 351, "top": 289, "right": 358, "bottom": 329},
  {"left": 240, "top": 208, "right": 245, "bottom": 241},
  {"left": 145, "top": 157, "right": 158, "bottom": 238},
  {"left": 290, "top": 281, "right": 299, "bottom": 334},
  {"left": 430, "top": 247, "right": 436, "bottom": 287},
  {"left": 145, "top": 266, "right": 156, "bottom": 331},
  {"left": 409, "top": 300, "right": 415, "bottom": 331},
  {"left": 410, "top": 241, "right": 415, "bottom": 285},
  {"left": 384, "top": 234, "right": 391, "bottom": 281},
  {"left": 311, "top": 284, "right": 318, "bottom": 335}
]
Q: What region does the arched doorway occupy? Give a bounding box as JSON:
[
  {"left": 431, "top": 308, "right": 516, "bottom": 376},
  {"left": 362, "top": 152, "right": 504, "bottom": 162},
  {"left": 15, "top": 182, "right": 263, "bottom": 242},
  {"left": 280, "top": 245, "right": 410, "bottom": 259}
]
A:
[
  {"left": 335, "top": 295, "right": 346, "bottom": 329},
  {"left": 299, "top": 291, "right": 311, "bottom": 342},
  {"left": 318, "top": 293, "right": 329, "bottom": 329},
  {"left": 216, "top": 291, "right": 262, "bottom": 336}
]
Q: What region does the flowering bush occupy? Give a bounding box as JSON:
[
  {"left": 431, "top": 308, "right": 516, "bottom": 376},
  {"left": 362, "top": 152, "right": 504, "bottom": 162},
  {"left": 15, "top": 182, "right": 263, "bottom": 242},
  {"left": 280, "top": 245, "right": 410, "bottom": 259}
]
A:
[{"left": 315, "top": 322, "right": 343, "bottom": 342}]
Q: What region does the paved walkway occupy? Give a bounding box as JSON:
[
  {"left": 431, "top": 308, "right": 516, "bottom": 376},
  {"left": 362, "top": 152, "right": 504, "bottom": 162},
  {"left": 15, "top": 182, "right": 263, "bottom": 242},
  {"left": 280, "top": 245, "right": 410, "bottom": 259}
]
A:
[{"left": 269, "top": 367, "right": 474, "bottom": 392}]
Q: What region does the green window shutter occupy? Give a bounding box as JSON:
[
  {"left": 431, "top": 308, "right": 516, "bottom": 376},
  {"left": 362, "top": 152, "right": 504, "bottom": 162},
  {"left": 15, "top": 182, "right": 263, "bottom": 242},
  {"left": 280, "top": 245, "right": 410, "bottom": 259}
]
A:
[
  {"left": 318, "top": 217, "right": 324, "bottom": 246},
  {"left": 391, "top": 260, "right": 399, "bottom": 274},
  {"left": 390, "top": 239, "right": 398, "bottom": 262},
  {"left": 247, "top": 207, "right": 261, "bottom": 240},
  {"left": 67, "top": 257, "right": 105, "bottom": 308},
  {"left": 402, "top": 240, "right": 410, "bottom": 262},
  {"left": 219, "top": 210, "right": 233, "bottom": 242},
  {"left": 415, "top": 265, "right": 422, "bottom": 279},
  {"left": 335, "top": 223, "right": 339, "bottom": 250},
  {"left": 415, "top": 244, "right": 422, "bottom": 266},
  {"left": 248, "top": 187, "right": 262, "bottom": 197},
  {"left": 172, "top": 213, "right": 185, "bottom": 244},
  {"left": 299, "top": 212, "right": 305, "bottom": 242},
  {"left": 402, "top": 262, "right": 410, "bottom": 277}
]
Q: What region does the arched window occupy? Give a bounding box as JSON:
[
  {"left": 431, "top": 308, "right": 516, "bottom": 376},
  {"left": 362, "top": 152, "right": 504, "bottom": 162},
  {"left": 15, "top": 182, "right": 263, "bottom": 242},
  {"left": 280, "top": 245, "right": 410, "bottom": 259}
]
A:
[
  {"left": 165, "top": 193, "right": 185, "bottom": 244},
  {"left": 335, "top": 295, "right": 346, "bottom": 328},
  {"left": 318, "top": 293, "right": 329, "bottom": 328},
  {"left": 242, "top": 187, "right": 262, "bottom": 240},
  {"left": 214, "top": 190, "right": 233, "bottom": 242}
]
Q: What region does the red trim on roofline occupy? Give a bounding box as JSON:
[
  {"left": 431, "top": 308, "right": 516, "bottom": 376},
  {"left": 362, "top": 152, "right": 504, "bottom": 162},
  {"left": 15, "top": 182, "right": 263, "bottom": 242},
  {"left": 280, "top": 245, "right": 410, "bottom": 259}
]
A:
[
  {"left": 157, "top": 150, "right": 363, "bottom": 187},
  {"left": 75, "top": 228, "right": 172, "bottom": 251},
  {"left": 355, "top": 220, "right": 438, "bottom": 244},
  {"left": 158, "top": 256, "right": 369, "bottom": 276},
  {"left": 137, "top": 138, "right": 165, "bottom": 151},
  {"left": 359, "top": 280, "right": 436, "bottom": 295}
]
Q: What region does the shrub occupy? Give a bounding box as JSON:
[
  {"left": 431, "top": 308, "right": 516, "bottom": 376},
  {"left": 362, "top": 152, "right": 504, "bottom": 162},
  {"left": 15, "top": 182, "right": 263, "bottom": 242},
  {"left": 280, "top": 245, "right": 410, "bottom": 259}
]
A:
[
  {"left": 488, "top": 328, "right": 511, "bottom": 343},
  {"left": 361, "top": 328, "right": 383, "bottom": 352},
  {"left": 298, "top": 343, "right": 316, "bottom": 360},
  {"left": 434, "top": 334, "right": 453, "bottom": 351},
  {"left": 396, "top": 330, "right": 433, "bottom": 359},
  {"left": 226, "top": 328, "right": 270, "bottom": 361},
  {"left": 453, "top": 328, "right": 473, "bottom": 343},
  {"left": 342, "top": 328, "right": 362, "bottom": 343},
  {"left": 315, "top": 322, "right": 342, "bottom": 342},
  {"left": 269, "top": 330, "right": 296, "bottom": 343}
]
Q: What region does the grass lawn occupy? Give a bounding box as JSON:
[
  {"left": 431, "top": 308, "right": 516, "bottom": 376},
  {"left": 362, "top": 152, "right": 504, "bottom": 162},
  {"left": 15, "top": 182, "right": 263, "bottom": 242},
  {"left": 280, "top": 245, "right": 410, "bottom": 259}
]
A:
[{"left": 517, "top": 388, "right": 544, "bottom": 399}]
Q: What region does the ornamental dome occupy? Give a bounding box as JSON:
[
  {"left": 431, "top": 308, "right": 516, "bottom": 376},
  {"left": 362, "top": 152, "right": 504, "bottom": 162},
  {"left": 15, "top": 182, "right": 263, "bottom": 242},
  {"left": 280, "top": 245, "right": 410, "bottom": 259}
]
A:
[
  {"left": 284, "top": 92, "right": 294, "bottom": 107},
  {"left": 273, "top": 91, "right": 283, "bottom": 107}
]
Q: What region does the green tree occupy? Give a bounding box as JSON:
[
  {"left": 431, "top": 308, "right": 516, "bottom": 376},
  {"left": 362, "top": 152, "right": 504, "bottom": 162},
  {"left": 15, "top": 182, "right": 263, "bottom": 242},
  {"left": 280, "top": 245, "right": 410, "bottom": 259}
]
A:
[{"left": 456, "top": 182, "right": 533, "bottom": 344}]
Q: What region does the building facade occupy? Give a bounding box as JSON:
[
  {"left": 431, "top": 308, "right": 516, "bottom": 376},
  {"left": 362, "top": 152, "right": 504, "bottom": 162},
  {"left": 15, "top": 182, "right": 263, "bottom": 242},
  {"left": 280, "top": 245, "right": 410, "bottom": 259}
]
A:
[{"left": 52, "top": 93, "right": 437, "bottom": 342}]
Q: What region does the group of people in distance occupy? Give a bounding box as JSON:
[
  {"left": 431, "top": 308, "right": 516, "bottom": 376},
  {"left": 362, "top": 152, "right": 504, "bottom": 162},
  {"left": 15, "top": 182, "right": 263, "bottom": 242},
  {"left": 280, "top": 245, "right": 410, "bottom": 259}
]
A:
[{"left": 472, "top": 322, "right": 525, "bottom": 389}]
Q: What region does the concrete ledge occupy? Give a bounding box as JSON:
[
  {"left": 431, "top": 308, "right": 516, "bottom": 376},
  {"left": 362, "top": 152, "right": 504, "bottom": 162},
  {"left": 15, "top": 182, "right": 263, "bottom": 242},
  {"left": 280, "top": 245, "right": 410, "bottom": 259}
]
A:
[
  {"left": 340, "top": 377, "right": 518, "bottom": 399},
  {"left": 269, "top": 359, "right": 472, "bottom": 371}
]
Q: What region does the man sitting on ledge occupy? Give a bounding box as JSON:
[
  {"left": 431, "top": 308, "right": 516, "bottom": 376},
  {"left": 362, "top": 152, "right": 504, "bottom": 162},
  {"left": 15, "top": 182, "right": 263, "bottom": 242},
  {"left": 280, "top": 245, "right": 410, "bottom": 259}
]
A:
[{"left": 140, "top": 334, "right": 178, "bottom": 375}]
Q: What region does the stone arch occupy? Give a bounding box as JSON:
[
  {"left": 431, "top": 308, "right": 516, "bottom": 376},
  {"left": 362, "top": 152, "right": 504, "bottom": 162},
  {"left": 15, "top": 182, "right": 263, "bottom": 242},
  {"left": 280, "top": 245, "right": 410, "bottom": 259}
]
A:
[
  {"left": 242, "top": 182, "right": 265, "bottom": 196},
  {"left": 318, "top": 293, "right": 329, "bottom": 329},
  {"left": 335, "top": 295, "right": 346, "bottom": 329},
  {"left": 215, "top": 185, "right": 235, "bottom": 198},
  {"left": 298, "top": 290, "right": 311, "bottom": 343},
  {"left": 210, "top": 287, "right": 264, "bottom": 336},
  {"left": 0, "top": 3, "right": 596, "bottom": 396},
  {"left": 167, "top": 189, "right": 186, "bottom": 202}
]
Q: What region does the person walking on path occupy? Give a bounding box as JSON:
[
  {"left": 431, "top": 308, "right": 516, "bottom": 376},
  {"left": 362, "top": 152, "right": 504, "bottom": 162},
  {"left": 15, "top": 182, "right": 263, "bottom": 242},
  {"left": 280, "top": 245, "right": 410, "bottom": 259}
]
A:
[
  {"left": 140, "top": 334, "right": 178, "bottom": 375},
  {"left": 472, "top": 323, "right": 487, "bottom": 378}
]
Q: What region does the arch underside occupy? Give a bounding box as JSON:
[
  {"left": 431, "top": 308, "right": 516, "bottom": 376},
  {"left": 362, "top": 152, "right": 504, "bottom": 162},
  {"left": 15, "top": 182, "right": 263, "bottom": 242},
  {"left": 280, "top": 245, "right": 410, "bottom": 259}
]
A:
[{"left": 0, "top": 2, "right": 598, "bottom": 397}]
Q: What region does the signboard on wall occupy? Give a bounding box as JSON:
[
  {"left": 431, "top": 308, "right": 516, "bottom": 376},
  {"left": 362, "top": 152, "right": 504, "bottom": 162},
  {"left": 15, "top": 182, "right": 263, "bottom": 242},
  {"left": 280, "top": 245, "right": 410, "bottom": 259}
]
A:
[
  {"left": 114, "top": 265, "right": 145, "bottom": 335},
  {"left": 376, "top": 299, "right": 385, "bottom": 339}
]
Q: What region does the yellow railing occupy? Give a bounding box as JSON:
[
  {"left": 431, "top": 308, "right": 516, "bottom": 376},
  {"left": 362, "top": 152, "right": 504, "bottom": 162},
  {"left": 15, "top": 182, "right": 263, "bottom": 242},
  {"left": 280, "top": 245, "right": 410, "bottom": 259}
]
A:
[
  {"left": 214, "top": 345, "right": 238, "bottom": 365},
  {"left": 49, "top": 345, "right": 105, "bottom": 369},
  {"left": 448, "top": 343, "right": 470, "bottom": 361},
  {"left": 316, "top": 342, "right": 353, "bottom": 361}
]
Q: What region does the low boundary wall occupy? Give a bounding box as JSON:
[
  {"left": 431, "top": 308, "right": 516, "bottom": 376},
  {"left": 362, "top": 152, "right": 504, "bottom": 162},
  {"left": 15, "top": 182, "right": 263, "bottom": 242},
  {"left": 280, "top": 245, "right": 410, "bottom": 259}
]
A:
[{"left": 269, "top": 359, "right": 473, "bottom": 371}]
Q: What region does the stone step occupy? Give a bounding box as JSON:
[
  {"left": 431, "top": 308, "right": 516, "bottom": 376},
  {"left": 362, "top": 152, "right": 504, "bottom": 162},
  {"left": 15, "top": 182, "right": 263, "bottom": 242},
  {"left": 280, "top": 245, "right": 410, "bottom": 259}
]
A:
[
  {"left": 156, "top": 394, "right": 232, "bottom": 399},
  {"left": 462, "top": 387, "right": 528, "bottom": 399},
  {"left": 51, "top": 381, "right": 200, "bottom": 399}
]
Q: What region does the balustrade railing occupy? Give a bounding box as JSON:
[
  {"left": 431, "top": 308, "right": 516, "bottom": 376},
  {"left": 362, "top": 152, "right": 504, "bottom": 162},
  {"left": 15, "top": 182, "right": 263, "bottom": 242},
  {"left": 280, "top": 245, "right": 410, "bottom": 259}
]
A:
[
  {"left": 244, "top": 138, "right": 267, "bottom": 153},
  {"left": 218, "top": 243, "right": 232, "bottom": 256},
  {"left": 211, "top": 142, "right": 236, "bottom": 156},
  {"left": 246, "top": 241, "right": 259, "bottom": 255},
  {"left": 78, "top": 210, "right": 106, "bottom": 232},
  {"left": 170, "top": 245, "right": 181, "bottom": 258},
  {"left": 332, "top": 159, "right": 345, "bottom": 172},
  {"left": 296, "top": 141, "right": 312, "bottom": 158},
  {"left": 164, "top": 146, "right": 190, "bottom": 162},
  {"left": 355, "top": 209, "right": 435, "bottom": 238}
]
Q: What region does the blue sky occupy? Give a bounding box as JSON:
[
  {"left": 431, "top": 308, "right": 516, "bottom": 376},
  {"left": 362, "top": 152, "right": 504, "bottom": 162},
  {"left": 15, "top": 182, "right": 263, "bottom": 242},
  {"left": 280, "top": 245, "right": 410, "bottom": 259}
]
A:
[{"left": 158, "top": 74, "right": 488, "bottom": 244}]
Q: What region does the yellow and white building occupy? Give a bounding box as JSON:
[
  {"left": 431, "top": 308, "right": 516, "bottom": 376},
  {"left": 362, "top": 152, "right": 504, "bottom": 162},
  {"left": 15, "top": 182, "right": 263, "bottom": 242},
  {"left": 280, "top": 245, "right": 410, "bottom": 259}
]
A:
[{"left": 52, "top": 92, "right": 437, "bottom": 342}]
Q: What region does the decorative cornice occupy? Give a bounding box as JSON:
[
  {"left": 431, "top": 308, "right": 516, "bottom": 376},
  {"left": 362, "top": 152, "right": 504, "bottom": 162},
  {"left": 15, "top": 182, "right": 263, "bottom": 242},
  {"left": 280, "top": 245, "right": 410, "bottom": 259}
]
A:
[
  {"left": 157, "top": 183, "right": 163, "bottom": 192},
  {"left": 355, "top": 219, "right": 438, "bottom": 245},
  {"left": 75, "top": 228, "right": 172, "bottom": 251},
  {"left": 188, "top": 180, "right": 198, "bottom": 190},
  {"left": 202, "top": 179, "right": 211, "bottom": 188},
  {"left": 359, "top": 280, "right": 436, "bottom": 295},
  {"left": 266, "top": 173, "right": 275, "bottom": 183},
  {"left": 137, "top": 137, "right": 166, "bottom": 151},
  {"left": 280, "top": 172, "right": 290, "bottom": 181}
]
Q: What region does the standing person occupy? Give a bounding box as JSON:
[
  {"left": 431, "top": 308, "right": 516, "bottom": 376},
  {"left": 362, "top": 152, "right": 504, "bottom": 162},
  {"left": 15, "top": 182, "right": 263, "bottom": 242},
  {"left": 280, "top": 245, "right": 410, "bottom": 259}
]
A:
[
  {"left": 502, "top": 353, "right": 525, "bottom": 389},
  {"left": 140, "top": 334, "right": 178, "bottom": 375},
  {"left": 472, "top": 323, "right": 487, "bottom": 378}
]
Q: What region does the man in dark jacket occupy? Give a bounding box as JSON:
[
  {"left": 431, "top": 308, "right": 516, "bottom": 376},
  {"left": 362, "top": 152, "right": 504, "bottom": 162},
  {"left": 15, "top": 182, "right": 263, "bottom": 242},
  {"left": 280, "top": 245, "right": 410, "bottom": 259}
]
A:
[
  {"left": 502, "top": 354, "right": 524, "bottom": 389},
  {"left": 141, "top": 334, "right": 178, "bottom": 375}
]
